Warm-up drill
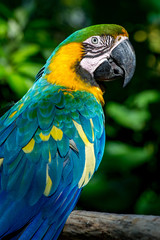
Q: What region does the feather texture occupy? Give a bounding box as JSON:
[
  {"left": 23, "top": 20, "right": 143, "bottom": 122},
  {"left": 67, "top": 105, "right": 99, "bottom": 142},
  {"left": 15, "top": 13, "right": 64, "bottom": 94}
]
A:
[{"left": 0, "top": 80, "right": 105, "bottom": 239}]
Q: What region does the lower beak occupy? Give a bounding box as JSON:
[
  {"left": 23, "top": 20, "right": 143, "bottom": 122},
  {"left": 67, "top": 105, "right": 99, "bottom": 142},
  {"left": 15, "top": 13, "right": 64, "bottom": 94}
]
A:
[{"left": 93, "top": 39, "right": 136, "bottom": 87}]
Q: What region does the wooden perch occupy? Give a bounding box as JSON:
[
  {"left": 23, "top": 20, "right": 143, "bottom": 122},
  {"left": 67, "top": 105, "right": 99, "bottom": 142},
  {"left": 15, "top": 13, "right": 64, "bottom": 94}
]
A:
[{"left": 59, "top": 210, "right": 160, "bottom": 240}]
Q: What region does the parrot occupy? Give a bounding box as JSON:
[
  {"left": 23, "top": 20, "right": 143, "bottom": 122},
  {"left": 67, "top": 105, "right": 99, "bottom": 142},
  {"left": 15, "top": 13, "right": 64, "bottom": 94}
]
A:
[{"left": 0, "top": 24, "right": 136, "bottom": 240}]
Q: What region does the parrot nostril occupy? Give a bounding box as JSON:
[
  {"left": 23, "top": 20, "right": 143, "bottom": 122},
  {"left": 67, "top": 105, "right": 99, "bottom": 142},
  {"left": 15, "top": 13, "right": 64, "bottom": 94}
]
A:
[
  {"left": 113, "top": 65, "right": 124, "bottom": 77},
  {"left": 114, "top": 68, "right": 120, "bottom": 75},
  {"left": 109, "top": 59, "right": 123, "bottom": 77}
]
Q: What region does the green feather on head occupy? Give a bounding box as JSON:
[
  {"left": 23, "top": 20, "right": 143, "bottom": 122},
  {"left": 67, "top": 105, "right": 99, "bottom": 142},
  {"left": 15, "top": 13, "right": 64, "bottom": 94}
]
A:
[{"left": 60, "top": 24, "right": 128, "bottom": 46}]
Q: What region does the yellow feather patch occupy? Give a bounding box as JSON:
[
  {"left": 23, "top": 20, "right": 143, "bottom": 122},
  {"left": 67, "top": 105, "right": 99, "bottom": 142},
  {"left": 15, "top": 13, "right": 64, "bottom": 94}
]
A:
[
  {"left": 0, "top": 158, "right": 3, "bottom": 167},
  {"left": 49, "top": 151, "right": 51, "bottom": 163},
  {"left": 78, "top": 143, "right": 95, "bottom": 187},
  {"left": 39, "top": 132, "right": 50, "bottom": 141},
  {"left": 73, "top": 120, "right": 96, "bottom": 187},
  {"left": 73, "top": 120, "right": 90, "bottom": 145},
  {"left": 44, "top": 165, "right": 52, "bottom": 196},
  {"left": 18, "top": 103, "right": 24, "bottom": 110},
  {"left": 9, "top": 103, "right": 24, "bottom": 119},
  {"left": 22, "top": 138, "right": 35, "bottom": 153},
  {"left": 46, "top": 42, "right": 104, "bottom": 105},
  {"left": 9, "top": 111, "right": 17, "bottom": 118},
  {"left": 50, "top": 125, "right": 63, "bottom": 141},
  {"left": 39, "top": 125, "right": 63, "bottom": 142}
]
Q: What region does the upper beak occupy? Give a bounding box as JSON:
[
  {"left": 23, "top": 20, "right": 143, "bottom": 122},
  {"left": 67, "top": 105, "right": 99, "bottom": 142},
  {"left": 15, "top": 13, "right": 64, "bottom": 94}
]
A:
[{"left": 93, "top": 39, "right": 136, "bottom": 87}]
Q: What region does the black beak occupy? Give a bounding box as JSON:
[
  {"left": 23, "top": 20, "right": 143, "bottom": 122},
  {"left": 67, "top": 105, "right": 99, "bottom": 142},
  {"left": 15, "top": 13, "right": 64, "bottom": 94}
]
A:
[{"left": 93, "top": 39, "right": 136, "bottom": 87}]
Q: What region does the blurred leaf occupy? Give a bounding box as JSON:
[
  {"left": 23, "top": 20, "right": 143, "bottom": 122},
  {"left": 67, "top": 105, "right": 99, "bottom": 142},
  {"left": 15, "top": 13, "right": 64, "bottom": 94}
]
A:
[
  {"left": 148, "top": 13, "right": 160, "bottom": 24},
  {"left": 7, "top": 73, "right": 33, "bottom": 97},
  {"left": 11, "top": 44, "right": 40, "bottom": 64},
  {"left": 131, "top": 90, "right": 160, "bottom": 108},
  {"left": 17, "top": 63, "right": 42, "bottom": 78},
  {"left": 106, "top": 102, "right": 150, "bottom": 130},
  {"left": 103, "top": 141, "right": 153, "bottom": 172},
  {"left": 135, "top": 190, "right": 160, "bottom": 215},
  {"left": 146, "top": 54, "right": 156, "bottom": 68},
  {"left": 134, "top": 30, "right": 147, "bottom": 42},
  {"left": 8, "top": 19, "right": 22, "bottom": 39},
  {"left": 14, "top": 8, "right": 28, "bottom": 28},
  {"left": 0, "top": 65, "right": 7, "bottom": 79},
  {"left": 0, "top": 19, "right": 8, "bottom": 39},
  {"left": 148, "top": 27, "right": 160, "bottom": 53}
]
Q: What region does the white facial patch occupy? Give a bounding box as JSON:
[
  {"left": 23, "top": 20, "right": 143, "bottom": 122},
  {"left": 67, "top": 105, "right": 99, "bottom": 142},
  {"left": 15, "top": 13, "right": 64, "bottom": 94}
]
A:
[{"left": 80, "top": 35, "right": 128, "bottom": 77}]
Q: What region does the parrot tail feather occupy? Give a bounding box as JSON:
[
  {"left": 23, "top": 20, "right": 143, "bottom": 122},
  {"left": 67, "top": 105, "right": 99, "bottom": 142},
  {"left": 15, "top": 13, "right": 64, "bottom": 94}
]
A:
[{"left": 15, "top": 186, "right": 81, "bottom": 240}]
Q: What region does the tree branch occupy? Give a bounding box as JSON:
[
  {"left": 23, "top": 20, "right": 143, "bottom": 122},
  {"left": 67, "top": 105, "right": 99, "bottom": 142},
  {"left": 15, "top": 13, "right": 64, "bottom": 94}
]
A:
[{"left": 59, "top": 210, "right": 160, "bottom": 240}]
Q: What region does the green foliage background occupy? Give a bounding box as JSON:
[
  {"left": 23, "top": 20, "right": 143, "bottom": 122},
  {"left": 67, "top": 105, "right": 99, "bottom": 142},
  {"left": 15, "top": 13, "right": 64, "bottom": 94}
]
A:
[{"left": 1, "top": 0, "right": 160, "bottom": 215}]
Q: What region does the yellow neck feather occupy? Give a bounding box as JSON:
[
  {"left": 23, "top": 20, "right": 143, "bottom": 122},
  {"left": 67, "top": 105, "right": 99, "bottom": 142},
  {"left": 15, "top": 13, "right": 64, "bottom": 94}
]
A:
[{"left": 46, "top": 42, "right": 104, "bottom": 105}]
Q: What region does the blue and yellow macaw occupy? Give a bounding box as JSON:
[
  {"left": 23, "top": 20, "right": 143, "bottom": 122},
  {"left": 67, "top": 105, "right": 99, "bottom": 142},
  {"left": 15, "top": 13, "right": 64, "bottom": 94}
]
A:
[{"left": 0, "top": 24, "right": 135, "bottom": 239}]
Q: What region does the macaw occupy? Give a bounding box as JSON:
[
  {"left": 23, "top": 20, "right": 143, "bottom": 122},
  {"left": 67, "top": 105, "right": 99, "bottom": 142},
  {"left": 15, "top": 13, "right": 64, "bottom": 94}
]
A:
[{"left": 0, "top": 24, "right": 136, "bottom": 240}]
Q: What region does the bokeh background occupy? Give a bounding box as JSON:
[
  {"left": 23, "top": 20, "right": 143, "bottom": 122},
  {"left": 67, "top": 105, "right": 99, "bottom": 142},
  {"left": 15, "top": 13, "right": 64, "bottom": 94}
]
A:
[{"left": 1, "top": 0, "right": 160, "bottom": 215}]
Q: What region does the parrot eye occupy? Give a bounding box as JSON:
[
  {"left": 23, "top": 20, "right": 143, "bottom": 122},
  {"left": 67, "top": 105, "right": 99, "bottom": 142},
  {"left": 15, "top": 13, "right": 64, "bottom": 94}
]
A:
[{"left": 91, "top": 37, "right": 99, "bottom": 44}]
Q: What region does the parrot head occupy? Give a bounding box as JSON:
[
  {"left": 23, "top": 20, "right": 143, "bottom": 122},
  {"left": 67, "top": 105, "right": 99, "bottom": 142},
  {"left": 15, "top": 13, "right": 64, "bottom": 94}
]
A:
[{"left": 46, "top": 24, "right": 136, "bottom": 104}]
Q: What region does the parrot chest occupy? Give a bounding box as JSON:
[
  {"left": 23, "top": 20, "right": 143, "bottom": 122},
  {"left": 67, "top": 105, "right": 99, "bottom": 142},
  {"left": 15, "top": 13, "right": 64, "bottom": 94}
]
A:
[
  {"left": 36, "top": 87, "right": 105, "bottom": 190},
  {"left": 51, "top": 89, "right": 105, "bottom": 188}
]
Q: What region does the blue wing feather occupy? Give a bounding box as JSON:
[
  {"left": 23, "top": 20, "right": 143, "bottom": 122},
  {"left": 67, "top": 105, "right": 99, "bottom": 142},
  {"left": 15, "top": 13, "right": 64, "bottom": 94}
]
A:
[
  {"left": 57, "top": 134, "right": 69, "bottom": 157},
  {"left": 0, "top": 123, "right": 15, "bottom": 146},
  {"left": 79, "top": 114, "right": 93, "bottom": 142}
]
